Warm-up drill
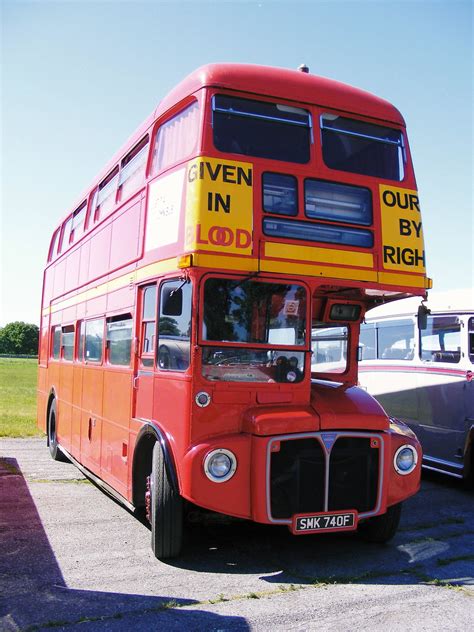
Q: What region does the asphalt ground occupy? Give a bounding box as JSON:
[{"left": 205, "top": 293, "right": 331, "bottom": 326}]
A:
[{"left": 1, "top": 437, "right": 473, "bottom": 631}]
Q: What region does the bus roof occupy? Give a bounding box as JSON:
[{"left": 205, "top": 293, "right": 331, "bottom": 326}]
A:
[
  {"left": 52, "top": 63, "right": 406, "bottom": 242},
  {"left": 365, "top": 289, "right": 474, "bottom": 321},
  {"left": 157, "top": 63, "right": 405, "bottom": 127}
]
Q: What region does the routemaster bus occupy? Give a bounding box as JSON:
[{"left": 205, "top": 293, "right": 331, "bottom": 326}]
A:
[
  {"left": 38, "top": 63, "right": 431, "bottom": 560},
  {"left": 357, "top": 290, "right": 474, "bottom": 484}
]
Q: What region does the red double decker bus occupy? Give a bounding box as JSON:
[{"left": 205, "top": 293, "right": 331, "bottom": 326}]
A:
[{"left": 38, "top": 64, "right": 431, "bottom": 559}]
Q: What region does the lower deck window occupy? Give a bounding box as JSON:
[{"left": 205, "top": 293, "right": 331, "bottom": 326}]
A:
[
  {"left": 84, "top": 319, "right": 104, "bottom": 362},
  {"left": 420, "top": 316, "right": 461, "bottom": 363},
  {"left": 61, "top": 326, "right": 74, "bottom": 361},
  {"left": 52, "top": 327, "right": 61, "bottom": 359},
  {"left": 106, "top": 316, "right": 132, "bottom": 365},
  {"left": 377, "top": 319, "right": 414, "bottom": 361},
  {"left": 311, "top": 325, "right": 348, "bottom": 373}
]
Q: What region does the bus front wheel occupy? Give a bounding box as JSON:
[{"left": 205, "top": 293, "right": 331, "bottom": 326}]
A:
[
  {"left": 358, "top": 503, "right": 402, "bottom": 543},
  {"left": 150, "top": 442, "right": 183, "bottom": 560},
  {"left": 47, "top": 400, "right": 68, "bottom": 462}
]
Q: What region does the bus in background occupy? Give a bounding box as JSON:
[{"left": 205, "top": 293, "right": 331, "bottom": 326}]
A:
[
  {"left": 38, "top": 63, "right": 431, "bottom": 560},
  {"left": 357, "top": 290, "right": 474, "bottom": 484}
]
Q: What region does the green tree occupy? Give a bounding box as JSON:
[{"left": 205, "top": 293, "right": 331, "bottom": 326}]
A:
[{"left": 0, "top": 322, "right": 39, "bottom": 355}]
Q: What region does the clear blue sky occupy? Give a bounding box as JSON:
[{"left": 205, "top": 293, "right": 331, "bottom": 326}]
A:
[{"left": 1, "top": 0, "right": 472, "bottom": 325}]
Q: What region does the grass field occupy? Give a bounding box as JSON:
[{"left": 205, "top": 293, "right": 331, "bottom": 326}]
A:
[{"left": 0, "top": 358, "right": 43, "bottom": 437}]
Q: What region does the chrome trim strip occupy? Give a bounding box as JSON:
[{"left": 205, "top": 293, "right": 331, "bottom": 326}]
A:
[
  {"left": 266, "top": 432, "right": 384, "bottom": 524},
  {"left": 213, "top": 105, "right": 311, "bottom": 128},
  {"left": 323, "top": 439, "right": 330, "bottom": 512},
  {"left": 423, "top": 454, "right": 464, "bottom": 470},
  {"left": 422, "top": 464, "right": 463, "bottom": 479},
  {"left": 321, "top": 120, "right": 402, "bottom": 146}
]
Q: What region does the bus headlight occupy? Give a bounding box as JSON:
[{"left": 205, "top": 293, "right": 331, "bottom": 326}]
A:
[
  {"left": 204, "top": 449, "right": 237, "bottom": 483},
  {"left": 393, "top": 444, "right": 418, "bottom": 475}
]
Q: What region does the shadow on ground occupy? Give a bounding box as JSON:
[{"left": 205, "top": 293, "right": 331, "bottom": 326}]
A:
[
  {"left": 0, "top": 458, "right": 249, "bottom": 631},
  {"left": 169, "top": 475, "right": 474, "bottom": 590}
]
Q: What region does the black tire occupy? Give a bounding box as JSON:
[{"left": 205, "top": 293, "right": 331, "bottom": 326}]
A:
[
  {"left": 150, "top": 442, "right": 183, "bottom": 559},
  {"left": 47, "top": 400, "right": 68, "bottom": 462},
  {"left": 359, "top": 503, "right": 402, "bottom": 543}
]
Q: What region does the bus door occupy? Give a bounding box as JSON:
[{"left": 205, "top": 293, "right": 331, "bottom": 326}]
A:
[
  {"left": 132, "top": 284, "right": 157, "bottom": 421},
  {"left": 79, "top": 318, "right": 105, "bottom": 471}
]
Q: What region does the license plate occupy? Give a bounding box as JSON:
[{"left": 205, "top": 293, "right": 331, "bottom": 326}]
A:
[{"left": 291, "top": 510, "right": 358, "bottom": 534}]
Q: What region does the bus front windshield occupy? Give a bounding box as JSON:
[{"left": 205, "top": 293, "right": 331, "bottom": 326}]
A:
[{"left": 201, "top": 278, "right": 307, "bottom": 383}]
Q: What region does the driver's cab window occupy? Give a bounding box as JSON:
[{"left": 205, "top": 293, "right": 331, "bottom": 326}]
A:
[
  {"left": 311, "top": 324, "right": 348, "bottom": 374},
  {"left": 140, "top": 285, "right": 157, "bottom": 367},
  {"left": 157, "top": 280, "right": 192, "bottom": 371}
]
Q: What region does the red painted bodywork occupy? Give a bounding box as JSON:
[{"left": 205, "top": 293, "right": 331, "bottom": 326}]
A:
[{"left": 37, "top": 64, "right": 425, "bottom": 536}]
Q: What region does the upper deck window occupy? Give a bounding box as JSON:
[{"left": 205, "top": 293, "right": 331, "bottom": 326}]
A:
[
  {"left": 48, "top": 228, "right": 61, "bottom": 262},
  {"left": 93, "top": 166, "right": 119, "bottom": 221},
  {"left": 213, "top": 95, "right": 311, "bottom": 164},
  {"left": 321, "top": 114, "right": 405, "bottom": 181},
  {"left": 119, "top": 136, "right": 149, "bottom": 197},
  {"left": 70, "top": 201, "right": 87, "bottom": 243},
  {"left": 151, "top": 101, "right": 199, "bottom": 175},
  {"left": 59, "top": 215, "right": 73, "bottom": 253}
]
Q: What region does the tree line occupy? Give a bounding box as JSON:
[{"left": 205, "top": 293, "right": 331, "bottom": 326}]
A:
[{"left": 0, "top": 322, "right": 39, "bottom": 355}]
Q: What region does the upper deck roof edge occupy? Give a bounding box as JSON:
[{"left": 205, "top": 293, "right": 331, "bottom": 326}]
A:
[
  {"left": 51, "top": 63, "right": 405, "bottom": 239},
  {"left": 155, "top": 63, "right": 405, "bottom": 127}
]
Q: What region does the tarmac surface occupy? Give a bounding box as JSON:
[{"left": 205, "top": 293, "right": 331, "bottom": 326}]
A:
[{"left": 1, "top": 437, "right": 473, "bottom": 631}]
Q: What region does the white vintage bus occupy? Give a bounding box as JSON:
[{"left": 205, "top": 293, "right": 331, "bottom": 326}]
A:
[{"left": 353, "top": 290, "right": 473, "bottom": 482}]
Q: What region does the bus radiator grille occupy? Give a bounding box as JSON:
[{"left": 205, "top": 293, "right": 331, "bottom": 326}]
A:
[{"left": 269, "top": 436, "right": 379, "bottom": 520}]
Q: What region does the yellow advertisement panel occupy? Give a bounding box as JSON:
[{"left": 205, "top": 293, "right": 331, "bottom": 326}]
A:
[
  {"left": 380, "top": 184, "right": 426, "bottom": 273},
  {"left": 185, "top": 157, "right": 253, "bottom": 256}
]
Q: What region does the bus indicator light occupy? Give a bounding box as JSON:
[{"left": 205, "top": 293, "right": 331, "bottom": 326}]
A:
[{"left": 178, "top": 254, "right": 193, "bottom": 269}]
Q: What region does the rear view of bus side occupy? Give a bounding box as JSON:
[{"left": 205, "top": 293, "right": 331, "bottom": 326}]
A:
[{"left": 37, "top": 64, "right": 431, "bottom": 559}]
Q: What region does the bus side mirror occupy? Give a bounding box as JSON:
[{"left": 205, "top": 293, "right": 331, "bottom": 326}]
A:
[
  {"left": 357, "top": 345, "right": 363, "bottom": 362},
  {"left": 162, "top": 287, "right": 183, "bottom": 316},
  {"left": 417, "top": 304, "right": 430, "bottom": 330}
]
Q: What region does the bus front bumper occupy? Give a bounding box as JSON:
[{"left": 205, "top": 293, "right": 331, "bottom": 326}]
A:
[{"left": 180, "top": 427, "right": 421, "bottom": 528}]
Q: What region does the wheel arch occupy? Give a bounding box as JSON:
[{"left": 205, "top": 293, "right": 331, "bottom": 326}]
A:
[
  {"left": 132, "top": 422, "right": 179, "bottom": 508},
  {"left": 46, "top": 388, "right": 57, "bottom": 446}
]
